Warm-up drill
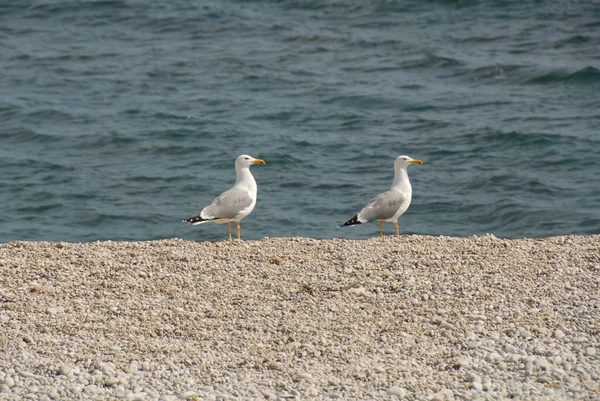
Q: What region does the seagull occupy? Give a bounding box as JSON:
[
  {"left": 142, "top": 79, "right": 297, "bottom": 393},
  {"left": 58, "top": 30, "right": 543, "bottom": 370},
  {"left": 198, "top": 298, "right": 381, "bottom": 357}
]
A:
[
  {"left": 183, "top": 154, "right": 265, "bottom": 242},
  {"left": 339, "top": 155, "right": 423, "bottom": 237}
]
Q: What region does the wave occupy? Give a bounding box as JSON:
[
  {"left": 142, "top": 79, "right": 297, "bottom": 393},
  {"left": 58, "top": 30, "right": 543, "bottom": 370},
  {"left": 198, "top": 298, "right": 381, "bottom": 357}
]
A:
[
  {"left": 23, "top": 108, "right": 96, "bottom": 125},
  {"left": 249, "top": 110, "right": 302, "bottom": 122},
  {"left": 452, "top": 34, "right": 507, "bottom": 44},
  {"left": 342, "top": 53, "right": 462, "bottom": 73},
  {"left": 551, "top": 34, "right": 593, "bottom": 47},
  {"left": 420, "top": 197, "right": 575, "bottom": 239},
  {"left": 527, "top": 66, "right": 600, "bottom": 85},
  {"left": 21, "top": 1, "right": 132, "bottom": 20},
  {"left": 76, "top": 213, "right": 152, "bottom": 227},
  {"left": 456, "top": 130, "right": 565, "bottom": 149},
  {"left": 73, "top": 133, "right": 138, "bottom": 150},
  {"left": 1, "top": 127, "right": 60, "bottom": 144},
  {"left": 441, "top": 64, "right": 525, "bottom": 84},
  {"left": 138, "top": 144, "right": 213, "bottom": 157},
  {"left": 439, "top": 63, "right": 600, "bottom": 87},
  {"left": 399, "top": 54, "right": 463, "bottom": 70},
  {"left": 14, "top": 202, "right": 63, "bottom": 214},
  {"left": 458, "top": 174, "right": 558, "bottom": 197}
]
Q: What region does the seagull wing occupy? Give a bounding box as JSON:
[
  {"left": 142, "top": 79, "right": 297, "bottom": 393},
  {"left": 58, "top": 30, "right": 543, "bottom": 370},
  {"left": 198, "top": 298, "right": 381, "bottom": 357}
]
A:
[
  {"left": 200, "top": 187, "right": 253, "bottom": 220},
  {"left": 357, "top": 189, "right": 407, "bottom": 223}
]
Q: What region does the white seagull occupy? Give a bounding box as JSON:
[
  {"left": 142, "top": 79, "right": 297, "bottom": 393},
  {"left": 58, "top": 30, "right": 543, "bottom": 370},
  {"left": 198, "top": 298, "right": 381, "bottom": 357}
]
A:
[
  {"left": 339, "top": 155, "right": 423, "bottom": 237},
  {"left": 183, "top": 154, "right": 265, "bottom": 242}
]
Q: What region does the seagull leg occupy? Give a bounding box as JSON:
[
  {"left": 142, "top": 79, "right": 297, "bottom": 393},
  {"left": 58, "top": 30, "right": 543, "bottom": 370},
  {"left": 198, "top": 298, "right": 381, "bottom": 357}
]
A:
[
  {"left": 227, "top": 223, "right": 232, "bottom": 242},
  {"left": 379, "top": 221, "right": 384, "bottom": 237},
  {"left": 395, "top": 222, "right": 400, "bottom": 237},
  {"left": 236, "top": 222, "right": 241, "bottom": 241}
]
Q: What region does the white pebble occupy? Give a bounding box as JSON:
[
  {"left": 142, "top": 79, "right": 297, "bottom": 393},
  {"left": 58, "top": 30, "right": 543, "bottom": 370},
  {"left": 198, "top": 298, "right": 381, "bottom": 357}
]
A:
[
  {"left": 566, "top": 376, "right": 579, "bottom": 386},
  {"left": 129, "top": 363, "right": 139, "bottom": 374},
  {"left": 535, "top": 358, "right": 550, "bottom": 369},
  {"left": 468, "top": 373, "right": 481, "bottom": 383},
  {"left": 519, "top": 328, "right": 532, "bottom": 338},
  {"left": 440, "top": 321, "right": 453, "bottom": 330},
  {"left": 386, "top": 386, "right": 407, "bottom": 397},
  {"left": 456, "top": 358, "right": 470, "bottom": 368},
  {"left": 485, "top": 352, "right": 502, "bottom": 362},
  {"left": 296, "top": 372, "right": 313, "bottom": 382},
  {"left": 585, "top": 347, "right": 596, "bottom": 356},
  {"left": 348, "top": 286, "right": 367, "bottom": 296},
  {"left": 59, "top": 365, "right": 71, "bottom": 376},
  {"left": 105, "top": 377, "right": 119, "bottom": 386},
  {"left": 554, "top": 329, "right": 565, "bottom": 339},
  {"left": 179, "top": 391, "right": 197, "bottom": 399}
]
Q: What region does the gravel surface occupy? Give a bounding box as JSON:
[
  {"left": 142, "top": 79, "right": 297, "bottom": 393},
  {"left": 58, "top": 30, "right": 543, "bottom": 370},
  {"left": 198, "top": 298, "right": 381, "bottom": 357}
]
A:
[{"left": 0, "top": 235, "right": 598, "bottom": 400}]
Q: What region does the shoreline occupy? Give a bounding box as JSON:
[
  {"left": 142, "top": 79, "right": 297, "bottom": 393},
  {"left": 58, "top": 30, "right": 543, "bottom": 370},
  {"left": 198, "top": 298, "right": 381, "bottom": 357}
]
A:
[
  {"left": 2, "top": 232, "right": 597, "bottom": 245},
  {"left": 1, "top": 235, "right": 598, "bottom": 400}
]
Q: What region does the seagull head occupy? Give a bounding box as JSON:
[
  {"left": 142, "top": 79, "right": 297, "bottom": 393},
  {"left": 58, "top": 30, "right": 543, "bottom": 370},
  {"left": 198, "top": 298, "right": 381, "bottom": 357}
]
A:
[
  {"left": 236, "top": 154, "right": 266, "bottom": 168},
  {"left": 395, "top": 155, "right": 423, "bottom": 169}
]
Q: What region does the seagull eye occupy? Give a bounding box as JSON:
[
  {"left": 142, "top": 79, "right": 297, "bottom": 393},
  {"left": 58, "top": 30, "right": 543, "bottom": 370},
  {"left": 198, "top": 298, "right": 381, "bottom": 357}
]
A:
[{"left": 245, "top": 157, "right": 250, "bottom": 160}]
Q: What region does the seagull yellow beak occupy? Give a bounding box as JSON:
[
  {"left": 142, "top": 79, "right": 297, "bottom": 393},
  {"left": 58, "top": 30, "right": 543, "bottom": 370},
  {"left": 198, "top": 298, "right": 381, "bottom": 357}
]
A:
[
  {"left": 253, "top": 159, "right": 266, "bottom": 165},
  {"left": 410, "top": 159, "right": 423, "bottom": 165}
]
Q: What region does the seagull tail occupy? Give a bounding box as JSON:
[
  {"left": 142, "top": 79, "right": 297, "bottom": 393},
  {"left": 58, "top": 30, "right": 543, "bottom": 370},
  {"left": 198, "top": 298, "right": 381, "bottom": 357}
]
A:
[
  {"left": 338, "top": 214, "right": 361, "bottom": 228},
  {"left": 182, "top": 215, "right": 208, "bottom": 225}
]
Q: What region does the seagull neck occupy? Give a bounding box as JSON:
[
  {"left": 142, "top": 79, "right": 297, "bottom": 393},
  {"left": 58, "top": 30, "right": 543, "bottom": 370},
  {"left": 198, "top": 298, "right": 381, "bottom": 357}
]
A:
[
  {"left": 392, "top": 167, "right": 410, "bottom": 188},
  {"left": 235, "top": 166, "right": 256, "bottom": 190}
]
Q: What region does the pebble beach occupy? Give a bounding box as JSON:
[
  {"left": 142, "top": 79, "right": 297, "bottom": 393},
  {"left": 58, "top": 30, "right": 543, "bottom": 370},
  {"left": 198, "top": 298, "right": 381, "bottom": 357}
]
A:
[{"left": 0, "top": 235, "right": 598, "bottom": 400}]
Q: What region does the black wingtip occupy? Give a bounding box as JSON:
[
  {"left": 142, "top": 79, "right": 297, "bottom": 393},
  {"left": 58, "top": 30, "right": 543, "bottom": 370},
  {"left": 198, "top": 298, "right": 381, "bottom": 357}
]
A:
[
  {"left": 183, "top": 215, "right": 205, "bottom": 224},
  {"left": 339, "top": 214, "right": 360, "bottom": 228}
]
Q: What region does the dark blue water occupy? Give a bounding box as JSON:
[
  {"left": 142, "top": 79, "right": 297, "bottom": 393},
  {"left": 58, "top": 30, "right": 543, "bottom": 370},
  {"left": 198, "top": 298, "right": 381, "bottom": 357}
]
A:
[{"left": 1, "top": 0, "right": 599, "bottom": 242}]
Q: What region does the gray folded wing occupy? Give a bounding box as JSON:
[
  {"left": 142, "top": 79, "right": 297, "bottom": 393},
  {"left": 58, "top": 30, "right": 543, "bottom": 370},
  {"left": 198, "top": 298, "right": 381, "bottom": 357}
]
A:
[
  {"left": 357, "top": 190, "right": 407, "bottom": 222},
  {"left": 201, "top": 187, "right": 253, "bottom": 220}
]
